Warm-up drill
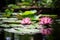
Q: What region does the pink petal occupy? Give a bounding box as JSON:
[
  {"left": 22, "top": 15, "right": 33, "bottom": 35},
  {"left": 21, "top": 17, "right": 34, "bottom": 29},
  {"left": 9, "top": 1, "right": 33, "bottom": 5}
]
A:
[{"left": 21, "top": 21, "right": 25, "bottom": 24}]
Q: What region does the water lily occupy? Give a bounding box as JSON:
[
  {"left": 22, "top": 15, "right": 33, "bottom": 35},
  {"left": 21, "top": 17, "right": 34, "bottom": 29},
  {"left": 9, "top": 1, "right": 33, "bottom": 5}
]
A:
[
  {"left": 21, "top": 17, "right": 32, "bottom": 24},
  {"left": 39, "top": 16, "right": 53, "bottom": 25}
]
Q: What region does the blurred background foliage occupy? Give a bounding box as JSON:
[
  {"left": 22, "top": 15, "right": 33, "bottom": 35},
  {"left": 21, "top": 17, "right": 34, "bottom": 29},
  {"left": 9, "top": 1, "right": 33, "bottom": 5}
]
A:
[{"left": 0, "top": 0, "right": 60, "bottom": 9}]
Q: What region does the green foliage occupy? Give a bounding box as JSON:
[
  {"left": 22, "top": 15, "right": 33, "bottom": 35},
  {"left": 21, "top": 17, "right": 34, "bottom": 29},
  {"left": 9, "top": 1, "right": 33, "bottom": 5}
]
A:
[
  {"left": 40, "top": 14, "right": 57, "bottom": 19},
  {"left": 21, "top": 0, "right": 32, "bottom": 3},
  {"left": 8, "top": 4, "right": 20, "bottom": 9},
  {"left": 3, "top": 9, "right": 13, "bottom": 18},
  {"left": 40, "top": 0, "right": 54, "bottom": 8},
  {"left": 21, "top": 2, "right": 31, "bottom": 6},
  {"left": 20, "top": 10, "right": 37, "bottom": 20},
  {"left": 22, "top": 11, "right": 35, "bottom": 15},
  {"left": 5, "top": 9, "right": 13, "bottom": 13}
]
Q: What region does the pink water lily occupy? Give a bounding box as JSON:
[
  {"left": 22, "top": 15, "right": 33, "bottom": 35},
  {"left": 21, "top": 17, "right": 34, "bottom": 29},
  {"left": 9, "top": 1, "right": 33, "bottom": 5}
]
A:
[
  {"left": 39, "top": 16, "right": 53, "bottom": 25},
  {"left": 21, "top": 17, "right": 32, "bottom": 24},
  {"left": 40, "top": 28, "right": 53, "bottom": 35}
]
